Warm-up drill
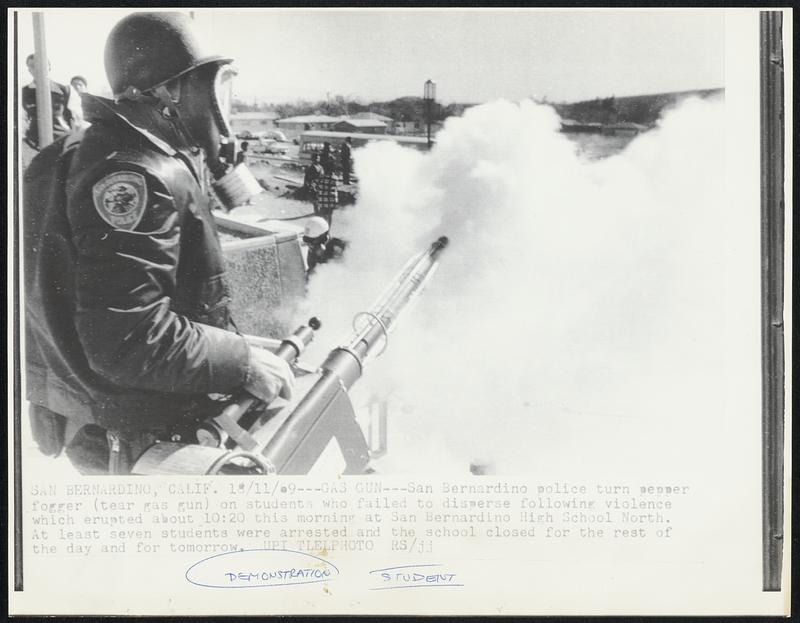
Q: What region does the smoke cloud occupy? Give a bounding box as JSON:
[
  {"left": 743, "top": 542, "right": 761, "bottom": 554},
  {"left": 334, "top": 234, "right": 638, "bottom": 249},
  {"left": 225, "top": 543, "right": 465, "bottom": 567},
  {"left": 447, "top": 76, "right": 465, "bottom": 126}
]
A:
[{"left": 297, "top": 95, "right": 746, "bottom": 476}]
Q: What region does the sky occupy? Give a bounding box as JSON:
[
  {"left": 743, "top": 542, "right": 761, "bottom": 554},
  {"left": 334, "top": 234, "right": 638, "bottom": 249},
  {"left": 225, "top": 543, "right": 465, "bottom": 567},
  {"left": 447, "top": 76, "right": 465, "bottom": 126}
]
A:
[{"left": 13, "top": 8, "right": 724, "bottom": 105}]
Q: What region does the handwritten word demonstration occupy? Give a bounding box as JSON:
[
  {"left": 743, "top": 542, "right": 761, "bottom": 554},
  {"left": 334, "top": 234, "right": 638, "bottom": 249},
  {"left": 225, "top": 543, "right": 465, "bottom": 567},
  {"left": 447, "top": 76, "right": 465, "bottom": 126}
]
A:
[{"left": 185, "top": 549, "right": 339, "bottom": 588}]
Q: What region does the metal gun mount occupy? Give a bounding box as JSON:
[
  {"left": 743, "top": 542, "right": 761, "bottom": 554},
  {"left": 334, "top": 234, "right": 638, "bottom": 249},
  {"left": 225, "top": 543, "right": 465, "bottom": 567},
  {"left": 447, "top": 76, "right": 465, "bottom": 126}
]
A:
[{"left": 132, "top": 236, "right": 449, "bottom": 476}]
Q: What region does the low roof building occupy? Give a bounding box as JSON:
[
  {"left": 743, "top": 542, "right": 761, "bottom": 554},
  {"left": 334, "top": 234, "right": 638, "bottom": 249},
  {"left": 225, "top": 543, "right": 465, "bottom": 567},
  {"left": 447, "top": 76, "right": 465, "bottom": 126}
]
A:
[
  {"left": 276, "top": 115, "right": 341, "bottom": 125},
  {"left": 231, "top": 111, "right": 280, "bottom": 121},
  {"left": 351, "top": 111, "right": 394, "bottom": 123},
  {"left": 333, "top": 118, "right": 387, "bottom": 134}
]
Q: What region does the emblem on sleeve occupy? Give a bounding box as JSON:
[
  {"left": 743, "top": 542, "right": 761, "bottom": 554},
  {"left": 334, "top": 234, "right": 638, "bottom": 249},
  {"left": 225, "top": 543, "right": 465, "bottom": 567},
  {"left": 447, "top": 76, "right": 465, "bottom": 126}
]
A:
[{"left": 92, "top": 171, "right": 148, "bottom": 230}]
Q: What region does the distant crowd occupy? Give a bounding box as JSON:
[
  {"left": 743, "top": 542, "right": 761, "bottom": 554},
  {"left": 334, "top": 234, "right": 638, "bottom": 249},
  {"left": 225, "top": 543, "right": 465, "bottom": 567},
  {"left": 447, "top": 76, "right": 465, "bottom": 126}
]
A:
[
  {"left": 296, "top": 138, "right": 352, "bottom": 272},
  {"left": 301, "top": 137, "right": 352, "bottom": 219}
]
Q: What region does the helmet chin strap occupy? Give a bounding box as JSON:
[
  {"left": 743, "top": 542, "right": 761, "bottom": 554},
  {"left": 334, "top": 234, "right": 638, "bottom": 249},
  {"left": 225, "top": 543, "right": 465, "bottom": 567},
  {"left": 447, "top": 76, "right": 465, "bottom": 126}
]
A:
[
  {"left": 116, "top": 67, "right": 233, "bottom": 181},
  {"left": 151, "top": 84, "right": 204, "bottom": 156}
]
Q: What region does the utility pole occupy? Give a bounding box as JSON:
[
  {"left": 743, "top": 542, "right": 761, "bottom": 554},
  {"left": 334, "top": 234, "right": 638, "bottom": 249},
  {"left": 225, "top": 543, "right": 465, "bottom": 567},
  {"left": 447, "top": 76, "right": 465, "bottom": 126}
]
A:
[
  {"left": 423, "top": 79, "right": 436, "bottom": 148},
  {"left": 32, "top": 12, "right": 53, "bottom": 149}
]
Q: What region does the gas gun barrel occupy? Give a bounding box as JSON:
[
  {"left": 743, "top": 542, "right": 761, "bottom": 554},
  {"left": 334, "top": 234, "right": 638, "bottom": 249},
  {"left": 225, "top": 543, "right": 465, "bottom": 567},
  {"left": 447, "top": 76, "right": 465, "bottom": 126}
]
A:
[{"left": 260, "top": 236, "right": 449, "bottom": 473}]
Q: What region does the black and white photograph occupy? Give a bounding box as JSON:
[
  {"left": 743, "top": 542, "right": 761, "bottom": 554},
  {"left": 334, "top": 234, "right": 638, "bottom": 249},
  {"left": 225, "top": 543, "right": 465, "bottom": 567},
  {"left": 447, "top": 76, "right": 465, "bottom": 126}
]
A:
[{"left": 7, "top": 7, "right": 791, "bottom": 616}]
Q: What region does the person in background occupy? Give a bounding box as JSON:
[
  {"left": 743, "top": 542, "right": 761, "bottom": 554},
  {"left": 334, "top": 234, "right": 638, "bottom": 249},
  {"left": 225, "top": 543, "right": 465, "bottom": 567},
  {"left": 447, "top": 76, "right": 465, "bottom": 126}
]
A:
[
  {"left": 301, "top": 216, "right": 347, "bottom": 274},
  {"left": 313, "top": 160, "right": 339, "bottom": 225},
  {"left": 302, "top": 152, "right": 323, "bottom": 200},
  {"left": 70, "top": 75, "right": 88, "bottom": 94},
  {"left": 21, "top": 53, "right": 73, "bottom": 149},
  {"left": 236, "top": 140, "right": 249, "bottom": 165},
  {"left": 69, "top": 75, "right": 89, "bottom": 130},
  {"left": 340, "top": 136, "right": 353, "bottom": 185},
  {"left": 320, "top": 141, "right": 335, "bottom": 171}
]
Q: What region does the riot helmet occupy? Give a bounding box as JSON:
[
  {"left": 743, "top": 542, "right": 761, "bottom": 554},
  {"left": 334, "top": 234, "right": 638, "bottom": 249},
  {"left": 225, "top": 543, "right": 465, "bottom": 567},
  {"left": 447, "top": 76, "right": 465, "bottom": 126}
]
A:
[
  {"left": 105, "top": 12, "right": 235, "bottom": 152},
  {"left": 303, "top": 216, "right": 331, "bottom": 244},
  {"left": 105, "top": 12, "right": 231, "bottom": 100},
  {"left": 104, "top": 12, "right": 262, "bottom": 209}
]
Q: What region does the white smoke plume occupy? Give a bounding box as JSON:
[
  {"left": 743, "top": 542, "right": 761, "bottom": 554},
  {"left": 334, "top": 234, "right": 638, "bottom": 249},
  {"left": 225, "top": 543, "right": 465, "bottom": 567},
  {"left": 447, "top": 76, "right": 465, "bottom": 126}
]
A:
[{"left": 298, "top": 95, "right": 744, "bottom": 476}]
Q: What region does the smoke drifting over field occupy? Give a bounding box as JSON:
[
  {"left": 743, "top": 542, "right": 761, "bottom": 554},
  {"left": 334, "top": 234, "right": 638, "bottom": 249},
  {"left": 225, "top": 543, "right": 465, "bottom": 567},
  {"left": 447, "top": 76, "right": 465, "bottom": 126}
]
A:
[{"left": 300, "top": 95, "right": 747, "bottom": 476}]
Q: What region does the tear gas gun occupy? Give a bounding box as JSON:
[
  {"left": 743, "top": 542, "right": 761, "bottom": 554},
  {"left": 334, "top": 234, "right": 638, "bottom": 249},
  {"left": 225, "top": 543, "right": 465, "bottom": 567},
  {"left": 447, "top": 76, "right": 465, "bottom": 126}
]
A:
[{"left": 131, "top": 236, "right": 449, "bottom": 476}]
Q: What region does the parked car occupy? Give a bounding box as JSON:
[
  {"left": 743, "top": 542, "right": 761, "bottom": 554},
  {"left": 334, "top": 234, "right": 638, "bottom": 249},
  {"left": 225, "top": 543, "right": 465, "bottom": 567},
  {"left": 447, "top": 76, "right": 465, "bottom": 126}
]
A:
[
  {"left": 265, "top": 129, "right": 288, "bottom": 142},
  {"left": 253, "top": 130, "right": 288, "bottom": 143},
  {"left": 253, "top": 138, "right": 289, "bottom": 155},
  {"left": 236, "top": 130, "right": 253, "bottom": 139}
]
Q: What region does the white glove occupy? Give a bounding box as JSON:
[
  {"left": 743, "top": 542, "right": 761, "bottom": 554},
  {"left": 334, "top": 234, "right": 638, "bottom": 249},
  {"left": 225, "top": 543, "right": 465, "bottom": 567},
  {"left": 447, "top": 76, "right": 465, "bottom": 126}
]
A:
[
  {"left": 243, "top": 345, "right": 295, "bottom": 403},
  {"left": 242, "top": 334, "right": 282, "bottom": 352}
]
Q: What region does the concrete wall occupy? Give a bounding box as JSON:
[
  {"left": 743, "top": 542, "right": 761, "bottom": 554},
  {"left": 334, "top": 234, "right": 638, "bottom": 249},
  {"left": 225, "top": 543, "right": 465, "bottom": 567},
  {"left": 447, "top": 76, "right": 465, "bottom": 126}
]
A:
[{"left": 217, "top": 217, "right": 307, "bottom": 339}]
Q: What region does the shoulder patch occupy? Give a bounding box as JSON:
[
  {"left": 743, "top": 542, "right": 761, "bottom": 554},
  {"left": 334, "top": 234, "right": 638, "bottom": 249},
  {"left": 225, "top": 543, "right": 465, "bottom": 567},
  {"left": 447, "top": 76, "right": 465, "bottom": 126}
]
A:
[{"left": 91, "top": 171, "right": 147, "bottom": 230}]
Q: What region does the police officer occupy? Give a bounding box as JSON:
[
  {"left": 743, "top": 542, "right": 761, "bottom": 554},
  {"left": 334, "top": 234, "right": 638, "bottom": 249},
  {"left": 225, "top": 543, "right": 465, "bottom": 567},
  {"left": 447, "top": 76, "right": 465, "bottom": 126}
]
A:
[
  {"left": 302, "top": 216, "right": 346, "bottom": 273},
  {"left": 24, "top": 12, "right": 294, "bottom": 474}
]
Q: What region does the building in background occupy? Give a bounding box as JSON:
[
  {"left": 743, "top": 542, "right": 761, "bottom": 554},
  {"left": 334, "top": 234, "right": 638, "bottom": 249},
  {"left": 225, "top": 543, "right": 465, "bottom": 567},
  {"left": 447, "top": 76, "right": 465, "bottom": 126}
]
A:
[
  {"left": 391, "top": 118, "right": 444, "bottom": 136},
  {"left": 230, "top": 111, "right": 280, "bottom": 137},
  {"left": 392, "top": 119, "right": 421, "bottom": 135},
  {"left": 351, "top": 111, "right": 394, "bottom": 132},
  {"left": 351, "top": 111, "right": 393, "bottom": 123},
  {"left": 275, "top": 114, "right": 340, "bottom": 140},
  {"left": 332, "top": 118, "right": 387, "bottom": 135}
]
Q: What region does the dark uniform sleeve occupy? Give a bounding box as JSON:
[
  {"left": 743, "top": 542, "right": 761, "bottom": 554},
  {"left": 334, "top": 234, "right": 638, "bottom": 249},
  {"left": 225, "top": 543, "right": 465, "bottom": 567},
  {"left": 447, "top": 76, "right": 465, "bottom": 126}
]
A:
[{"left": 68, "top": 160, "right": 250, "bottom": 395}]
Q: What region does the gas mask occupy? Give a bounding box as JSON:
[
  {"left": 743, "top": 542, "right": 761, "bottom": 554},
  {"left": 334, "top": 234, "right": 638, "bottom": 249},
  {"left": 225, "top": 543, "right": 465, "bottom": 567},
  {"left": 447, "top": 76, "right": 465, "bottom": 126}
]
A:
[
  {"left": 207, "top": 65, "right": 264, "bottom": 210},
  {"left": 143, "top": 64, "right": 263, "bottom": 211}
]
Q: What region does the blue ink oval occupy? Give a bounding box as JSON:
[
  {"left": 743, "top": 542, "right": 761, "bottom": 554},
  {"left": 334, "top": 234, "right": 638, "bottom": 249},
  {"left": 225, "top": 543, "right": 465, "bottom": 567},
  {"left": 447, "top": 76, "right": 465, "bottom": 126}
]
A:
[{"left": 185, "top": 548, "right": 339, "bottom": 589}]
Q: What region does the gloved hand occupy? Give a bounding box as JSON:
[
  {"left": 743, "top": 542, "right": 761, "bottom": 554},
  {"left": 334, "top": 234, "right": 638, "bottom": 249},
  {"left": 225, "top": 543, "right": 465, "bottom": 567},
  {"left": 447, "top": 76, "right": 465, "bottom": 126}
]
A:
[
  {"left": 242, "top": 334, "right": 281, "bottom": 352},
  {"left": 243, "top": 345, "right": 295, "bottom": 403}
]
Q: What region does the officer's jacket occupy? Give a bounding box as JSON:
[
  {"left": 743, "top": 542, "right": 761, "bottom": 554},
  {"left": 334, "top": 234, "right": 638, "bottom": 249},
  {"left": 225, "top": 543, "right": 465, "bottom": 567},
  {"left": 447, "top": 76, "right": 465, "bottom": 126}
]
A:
[{"left": 24, "top": 94, "right": 250, "bottom": 435}]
